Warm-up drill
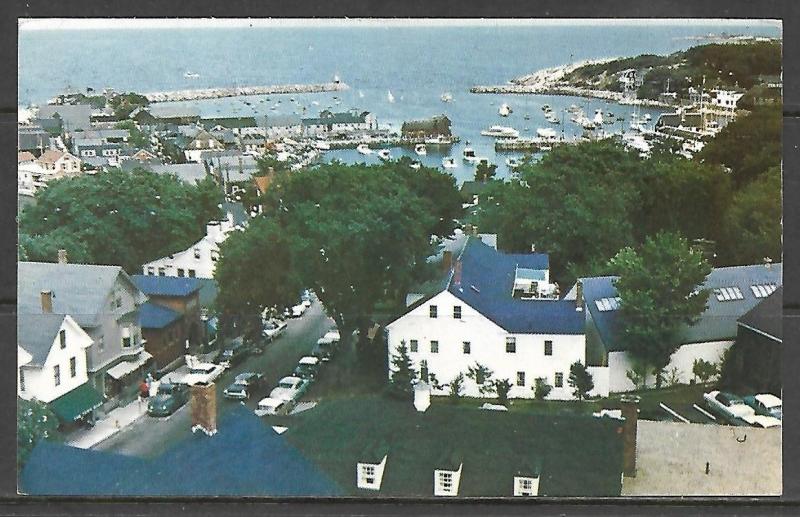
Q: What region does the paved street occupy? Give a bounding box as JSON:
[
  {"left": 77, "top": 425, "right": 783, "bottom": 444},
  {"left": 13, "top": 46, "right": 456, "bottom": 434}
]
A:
[{"left": 96, "top": 299, "right": 332, "bottom": 458}]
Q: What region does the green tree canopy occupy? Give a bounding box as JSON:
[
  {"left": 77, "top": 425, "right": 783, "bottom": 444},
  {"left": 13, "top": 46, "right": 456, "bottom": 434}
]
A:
[
  {"left": 474, "top": 161, "right": 498, "bottom": 183},
  {"left": 19, "top": 168, "right": 223, "bottom": 272},
  {"left": 568, "top": 361, "right": 594, "bottom": 401},
  {"left": 610, "top": 232, "right": 712, "bottom": 386},
  {"left": 717, "top": 165, "right": 781, "bottom": 265},
  {"left": 18, "top": 398, "right": 60, "bottom": 468}
]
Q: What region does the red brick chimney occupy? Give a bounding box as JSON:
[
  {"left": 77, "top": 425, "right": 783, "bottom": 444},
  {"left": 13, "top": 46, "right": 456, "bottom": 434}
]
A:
[
  {"left": 191, "top": 382, "right": 217, "bottom": 436},
  {"left": 40, "top": 290, "right": 53, "bottom": 313},
  {"left": 442, "top": 250, "right": 453, "bottom": 273},
  {"left": 620, "top": 395, "right": 640, "bottom": 477}
]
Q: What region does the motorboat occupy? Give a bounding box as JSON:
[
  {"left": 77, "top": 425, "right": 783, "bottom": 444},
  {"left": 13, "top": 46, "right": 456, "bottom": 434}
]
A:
[
  {"left": 410, "top": 161, "right": 422, "bottom": 170},
  {"left": 541, "top": 104, "right": 551, "bottom": 112},
  {"left": 536, "top": 127, "right": 558, "bottom": 139},
  {"left": 463, "top": 147, "right": 478, "bottom": 162},
  {"left": 356, "top": 143, "right": 372, "bottom": 155},
  {"left": 315, "top": 140, "right": 331, "bottom": 151},
  {"left": 442, "top": 157, "right": 457, "bottom": 169},
  {"left": 387, "top": 90, "right": 395, "bottom": 103},
  {"left": 523, "top": 113, "right": 531, "bottom": 121},
  {"left": 480, "top": 125, "right": 520, "bottom": 138},
  {"left": 414, "top": 143, "right": 427, "bottom": 156},
  {"left": 424, "top": 135, "right": 453, "bottom": 145},
  {"left": 441, "top": 92, "right": 453, "bottom": 103},
  {"left": 184, "top": 71, "right": 200, "bottom": 78},
  {"left": 377, "top": 149, "right": 391, "bottom": 160},
  {"left": 498, "top": 103, "right": 512, "bottom": 117},
  {"left": 593, "top": 109, "right": 604, "bottom": 126},
  {"left": 643, "top": 113, "right": 652, "bottom": 121},
  {"left": 505, "top": 157, "right": 522, "bottom": 168}
]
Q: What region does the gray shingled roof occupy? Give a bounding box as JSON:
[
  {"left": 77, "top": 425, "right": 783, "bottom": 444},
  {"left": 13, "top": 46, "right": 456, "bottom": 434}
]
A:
[
  {"left": 36, "top": 104, "right": 93, "bottom": 131},
  {"left": 738, "top": 286, "right": 782, "bottom": 342},
  {"left": 18, "top": 313, "right": 68, "bottom": 366},
  {"left": 18, "top": 262, "right": 143, "bottom": 328}
]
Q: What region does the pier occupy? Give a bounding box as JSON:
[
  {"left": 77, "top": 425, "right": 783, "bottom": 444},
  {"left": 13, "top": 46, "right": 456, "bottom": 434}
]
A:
[
  {"left": 144, "top": 81, "right": 349, "bottom": 103},
  {"left": 494, "top": 137, "right": 571, "bottom": 151},
  {"left": 470, "top": 84, "right": 670, "bottom": 108}
]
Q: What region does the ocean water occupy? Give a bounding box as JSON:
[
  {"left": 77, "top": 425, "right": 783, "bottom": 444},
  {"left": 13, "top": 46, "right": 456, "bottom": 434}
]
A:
[{"left": 19, "top": 21, "right": 781, "bottom": 182}]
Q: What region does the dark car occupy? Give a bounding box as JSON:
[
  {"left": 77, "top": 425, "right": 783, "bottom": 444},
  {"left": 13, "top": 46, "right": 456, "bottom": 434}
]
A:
[
  {"left": 216, "top": 338, "right": 251, "bottom": 366},
  {"left": 147, "top": 383, "right": 189, "bottom": 417},
  {"left": 293, "top": 356, "right": 321, "bottom": 380},
  {"left": 223, "top": 372, "right": 266, "bottom": 400},
  {"left": 311, "top": 337, "right": 337, "bottom": 362}
]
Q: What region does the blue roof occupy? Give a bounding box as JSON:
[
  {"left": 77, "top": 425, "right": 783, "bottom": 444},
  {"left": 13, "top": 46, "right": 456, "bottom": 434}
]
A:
[
  {"left": 580, "top": 263, "right": 783, "bottom": 352},
  {"left": 131, "top": 274, "right": 202, "bottom": 297},
  {"left": 20, "top": 405, "right": 341, "bottom": 496},
  {"left": 447, "top": 238, "right": 583, "bottom": 335},
  {"left": 139, "top": 302, "right": 181, "bottom": 329}
]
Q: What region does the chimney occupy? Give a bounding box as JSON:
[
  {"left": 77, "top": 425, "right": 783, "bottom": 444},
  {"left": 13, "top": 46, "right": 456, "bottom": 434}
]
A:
[
  {"left": 472, "top": 225, "right": 479, "bottom": 236},
  {"left": 464, "top": 223, "right": 473, "bottom": 235},
  {"left": 453, "top": 260, "right": 462, "bottom": 287},
  {"left": 190, "top": 381, "right": 217, "bottom": 436},
  {"left": 620, "top": 395, "right": 640, "bottom": 477},
  {"left": 207, "top": 221, "right": 222, "bottom": 240},
  {"left": 40, "top": 290, "right": 53, "bottom": 313},
  {"left": 57, "top": 249, "right": 68, "bottom": 264},
  {"left": 575, "top": 280, "right": 584, "bottom": 312},
  {"left": 531, "top": 243, "right": 536, "bottom": 253},
  {"left": 442, "top": 250, "right": 453, "bottom": 273},
  {"left": 764, "top": 257, "right": 773, "bottom": 270}
]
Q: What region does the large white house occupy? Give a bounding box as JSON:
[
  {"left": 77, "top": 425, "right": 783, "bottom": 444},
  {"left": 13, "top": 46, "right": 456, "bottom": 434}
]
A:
[
  {"left": 570, "top": 262, "right": 782, "bottom": 393},
  {"left": 141, "top": 213, "right": 238, "bottom": 279},
  {"left": 387, "top": 236, "right": 589, "bottom": 400}
]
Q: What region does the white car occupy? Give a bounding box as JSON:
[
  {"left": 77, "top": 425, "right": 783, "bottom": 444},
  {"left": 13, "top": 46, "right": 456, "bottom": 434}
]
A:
[
  {"left": 703, "top": 391, "right": 781, "bottom": 428},
  {"left": 290, "top": 303, "right": 307, "bottom": 318},
  {"left": 269, "top": 376, "right": 310, "bottom": 402},
  {"left": 263, "top": 319, "right": 288, "bottom": 342},
  {"left": 323, "top": 329, "right": 340, "bottom": 343},
  {"left": 180, "top": 362, "right": 226, "bottom": 386},
  {"left": 254, "top": 397, "right": 289, "bottom": 416}
]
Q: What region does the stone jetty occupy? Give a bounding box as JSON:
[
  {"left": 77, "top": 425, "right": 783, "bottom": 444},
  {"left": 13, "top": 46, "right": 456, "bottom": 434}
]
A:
[{"left": 144, "top": 81, "right": 349, "bottom": 103}]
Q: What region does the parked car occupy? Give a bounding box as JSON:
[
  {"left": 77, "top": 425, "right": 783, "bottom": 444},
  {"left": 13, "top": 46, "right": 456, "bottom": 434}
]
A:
[
  {"left": 293, "top": 356, "right": 321, "bottom": 380},
  {"left": 216, "top": 338, "right": 251, "bottom": 367},
  {"left": 254, "top": 396, "right": 290, "bottom": 416},
  {"left": 180, "top": 361, "right": 227, "bottom": 386},
  {"left": 263, "top": 319, "right": 288, "bottom": 342},
  {"left": 147, "top": 383, "right": 189, "bottom": 417},
  {"left": 290, "top": 303, "right": 307, "bottom": 318},
  {"left": 322, "top": 329, "right": 340, "bottom": 343},
  {"left": 269, "top": 376, "right": 310, "bottom": 402},
  {"left": 744, "top": 393, "right": 782, "bottom": 420},
  {"left": 312, "top": 337, "right": 337, "bottom": 362},
  {"left": 703, "top": 390, "right": 781, "bottom": 428},
  {"left": 223, "top": 372, "right": 266, "bottom": 400}
]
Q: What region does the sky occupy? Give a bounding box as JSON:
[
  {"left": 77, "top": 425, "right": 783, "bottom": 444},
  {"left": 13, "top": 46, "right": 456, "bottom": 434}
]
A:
[{"left": 19, "top": 18, "right": 782, "bottom": 31}]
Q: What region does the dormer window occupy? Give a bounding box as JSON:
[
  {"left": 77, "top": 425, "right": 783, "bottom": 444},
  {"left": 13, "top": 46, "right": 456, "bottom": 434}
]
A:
[
  {"left": 59, "top": 329, "right": 66, "bottom": 349},
  {"left": 356, "top": 455, "right": 387, "bottom": 491},
  {"left": 429, "top": 305, "right": 438, "bottom": 318},
  {"left": 514, "top": 476, "right": 540, "bottom": 496},
  {"left": 194, "top": 248, "right": 201, "bottom": 259},
  {"left": 434, "top": 464, "right": 462, "bottom": 497}
]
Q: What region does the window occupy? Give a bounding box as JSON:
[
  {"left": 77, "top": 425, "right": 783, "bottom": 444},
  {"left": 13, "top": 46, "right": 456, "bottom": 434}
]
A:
[
  {"left": 188, "top": 269, "right": 196, "bottom": 278},
  {"left": 158, "top": 267, "right": 166, "bottom": 276},
  {"left": 429, "top": 305, "right": 438, "bottom": 318},
  {"left": 53, "top": 365, "right": 61, "bottom": 387},
  {"left": 177, "top": 268, "right": 185, "bottom": 277},
  {"left": 211, "top": 251, "right": 219, "bottom": 262},
  {"left": 714, "top": 286, "right": 744, "bottom": 302},
  {"left": 122, "top": 327, "right": 132, "bottom": 348},
  {"left": 194, "top": 248, "right": 201, "bottom": 259},
  {"left": 19, "top": 369, "right": 25, "bottom": 392},
  {"left": 439, "top": 472, "right": 453, "bottom": 492},
  {"left": 70, "top": 357, "right": 77, "bottom": 377},
  {"left": 516, "top": 371, "right": 526, "bottom": 386},
  {"left": 463, "top": 342, "right": 471, "bottom": 354},
  {"left": 409, "top": 339, "right": 418, "bottom": 353},
  {"left": 554, "top": 372, "right": 564, "bottom": 388},
  {"left": 506, "top": 337, "right": 516, "bottom": 353},
  {"left": 147, "top": 266, "right": 155, "bottom": 275},
  {"left": 59, "top": 329, "right": 66, "bottom": 349},
  {"left": 544, "top": 340, "right": 553, "bottom": 356},
  {"left": 514, "top": 476, "right": 540, "bottom": 496},
  {"left": 420, "top": 360, "right": 429, "bottom": 382},
  {"left": 453, "top": 306, "right": 461, "bottom": 319},
  {"left": 751, "top": 283, "right": 778, "bottom": 298},
  {"left": 430, "top": 341, "right": 439, "bottom": 354},
  {"left": 362, "top": 464, "right": 376, "bottom": 485}
]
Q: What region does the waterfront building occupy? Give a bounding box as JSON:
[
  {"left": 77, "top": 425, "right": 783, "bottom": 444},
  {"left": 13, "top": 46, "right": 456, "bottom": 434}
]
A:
[
  {"left": 401, "top": 115, "right": 452, "bottom": 139},
  {"left": 301, "top": 109, "right": 377, "bottom": 136}
]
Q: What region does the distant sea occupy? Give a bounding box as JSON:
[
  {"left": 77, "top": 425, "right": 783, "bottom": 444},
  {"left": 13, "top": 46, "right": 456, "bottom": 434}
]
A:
[{"left": 19, "top": 21, "right": 781, "bottom": 182}]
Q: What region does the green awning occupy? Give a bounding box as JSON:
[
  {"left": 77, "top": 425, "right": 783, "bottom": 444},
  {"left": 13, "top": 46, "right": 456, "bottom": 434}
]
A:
[{"left": 50, "top": 383, "right": 104, "bottom": 422}]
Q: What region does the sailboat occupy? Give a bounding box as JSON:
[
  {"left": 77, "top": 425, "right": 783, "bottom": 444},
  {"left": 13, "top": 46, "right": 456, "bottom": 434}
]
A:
[
  {"left": 498, "top": 103, "right": 512, "bottom": 117},
  {"left": 358, "top": 90, "right": 365, "bottom": 99},
  {"left": 387, "top": 90, "right": 395, "bottom": 103}
]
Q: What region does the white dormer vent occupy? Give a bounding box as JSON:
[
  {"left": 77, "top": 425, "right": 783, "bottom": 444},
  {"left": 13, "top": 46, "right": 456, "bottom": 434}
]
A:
[
  {"left": 514, "top": 475, "right": 540, "bottom": 496},
  {"left": 434, "top": 463, "right": 463, "bottom": 497},
  {"left": 357, "top": 455, "right": 388, "bottom": 491}
]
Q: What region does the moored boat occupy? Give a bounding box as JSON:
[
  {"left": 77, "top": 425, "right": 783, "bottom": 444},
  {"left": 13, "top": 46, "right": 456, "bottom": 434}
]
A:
[
  {"left": 505, "top": 157, "right": 522, "bottom": 168},
  {"left": 481, "top": 125, "right": 520, "bottom": 138},
  {"left": 463, "top": 147, "right": 478, "bottom": 162},
  {"left": 498, "top": 103, "right": 512, "bottom": 117},
  {"left": 442, "top": 157, "right": 457, "bottom": 168},
  {"left": 377, "top": 149, "right": 391, "bottom": 160},
  {"left": 414, "top": 143, "right": 427, "bottom": 156},
  {"left": 356, "top": 143, "right": 372, "bottom": 155}
]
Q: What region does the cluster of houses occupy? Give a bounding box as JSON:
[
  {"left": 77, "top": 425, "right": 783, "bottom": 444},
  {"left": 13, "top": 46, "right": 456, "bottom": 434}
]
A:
[{"left": 387, "top": 229, "right": 782, "bottom": 400}]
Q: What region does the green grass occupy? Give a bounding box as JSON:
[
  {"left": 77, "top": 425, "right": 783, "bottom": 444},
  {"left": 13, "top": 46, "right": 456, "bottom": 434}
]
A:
[{"left": 597, "top": 383, "right": 710, "bottom": 419}]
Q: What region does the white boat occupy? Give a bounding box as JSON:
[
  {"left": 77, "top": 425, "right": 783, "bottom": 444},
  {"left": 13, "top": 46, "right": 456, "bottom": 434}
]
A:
[
  {"left": 541, "top": 104, "right": 551, "bottom": 112},
  {"left": 377, "top": 149, "right": 391, "bottom": 160},
  {"left": 536, "top": 127, "right": 558, "bottom": 139},
  {"left": 505, "top": 157, "right": 522, "bottom": 168},
  {"left": 442, "top": 157, "right": 458, "bottom": 169},
  {"left": 644, "top": 113, "right": 652, "bottom": 121},
  {"left": 315, "top": 141, "right": 331, "bottom": 150},
  {"left": 410, "top": 161, "right": 422, "bottom": 170},
  {"left": 356, "top": 144, "right": 372, "bottom": 155},
  {"left": 184, "top": 71, "right": 200, "bottom": 79},
  {"left": 414, "top": 143, "right": 427, "bottom": 156},
  {"left": 593, "top": 109, "right": 604, "bottom": 126},
  {"left": 540, "top": 145, "right": 553, "bottom": 152},
  {"left": 424, "top": 135, "right": 452, "bottom": 145},
  {"left": 498, "top": 103, "right": 512, "bottom": 117},
  {"left": 481, "top": 125, "right": 520, "bottom": 138},
  {"left": 441, "top": 92, "right": 453, "bottom": 103},
  {"left": 358, "top": 90, "right": 365, "bottom": 98},
  {"left": 463, "top": 147, "right": 478, "bottom": 162},
  {"left": 387, "top": 90, "right": 395, "bottom": 103}
]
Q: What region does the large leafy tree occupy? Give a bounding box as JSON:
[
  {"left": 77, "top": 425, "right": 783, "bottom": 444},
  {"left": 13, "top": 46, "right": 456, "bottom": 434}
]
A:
[
  {"left": 477, "top": 140, "right": 641, "bottom": 285},
  {"left": 18, "top": 168, "right": 223, "bottom": 272},
  {"left": 697, "top": 106, "right": 781, "bottom": 187},
  {"left": 610, "top": 232, "right": 712, "bottom": 387},
  {"left": 717, "top": 166, "right": 781, "bottom": 265},
  {"left": 568, "top": 361, "right": 594, "bottom": 401},
  {"left": 18, "top": 398, "right": 60, "bottom": 468}
]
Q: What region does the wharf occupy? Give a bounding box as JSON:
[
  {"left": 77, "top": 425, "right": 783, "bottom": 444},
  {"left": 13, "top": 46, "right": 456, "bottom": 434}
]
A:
[
  {"left": 470, "top": 84, "right": 670, "bottom": 108},
  {"left": 145, "top": 81, "right": 349, "bottom": 103},
  {"left": 494, "top": 138, "right": 571, "bottom": 151}
]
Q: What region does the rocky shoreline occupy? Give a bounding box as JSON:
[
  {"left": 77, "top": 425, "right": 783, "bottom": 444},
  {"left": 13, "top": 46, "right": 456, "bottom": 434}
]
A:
[{"left": 144, "top": 81, "right": 349, "bottom": 103}]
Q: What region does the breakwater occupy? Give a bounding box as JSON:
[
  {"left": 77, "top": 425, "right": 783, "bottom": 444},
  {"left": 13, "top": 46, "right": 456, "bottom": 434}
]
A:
[
  {"left": 144, "top": 81, "right": 349, "bottom": 103},
  {"left": 469, "top": 84, "right": 670, "bottom": 108}
]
